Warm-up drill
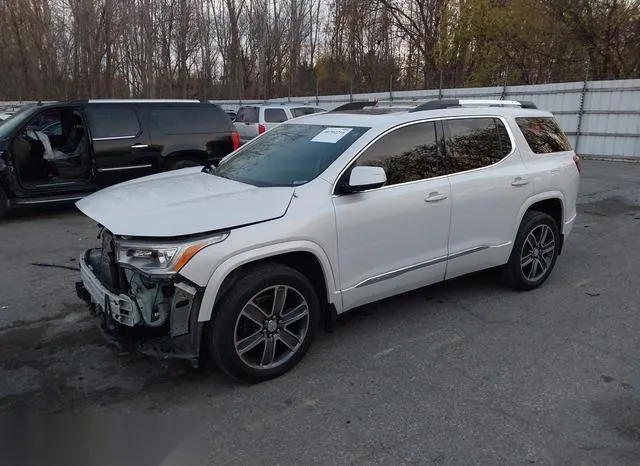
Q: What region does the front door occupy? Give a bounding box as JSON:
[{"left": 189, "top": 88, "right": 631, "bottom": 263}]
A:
[
  {"left": 333, "top": 121, "right": 452, "bottom": 311},
  {"left": 9, "top": 106, "right": 93, "bottom": 195},
  {"left": 86, "top": 105, "right": 155, "bottom": 186},
  {"left": 443, "top": 117, "right": 534, "bottom": 279}
]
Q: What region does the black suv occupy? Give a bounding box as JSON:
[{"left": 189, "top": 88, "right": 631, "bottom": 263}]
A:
[{"left": 0, "top": 99, "right": 240, "bottom": 219}]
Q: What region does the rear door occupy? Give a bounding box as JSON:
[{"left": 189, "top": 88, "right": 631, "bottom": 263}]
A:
[
  {"left": 143, "top": 105, "right": 235, "bottom": 165},
  {"left": 443, "top": 117, "right": 533, "bottom": 280},
  {"left": 86, "top": 105, "right": 155, "bottom": 185},
  {"left": 234, "top": 106, "right": 260, "bottom": 143}
]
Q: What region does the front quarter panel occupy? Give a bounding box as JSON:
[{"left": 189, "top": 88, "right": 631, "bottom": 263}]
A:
[{"left": 177, "top": 178, "right": 342, "bottom": 321}]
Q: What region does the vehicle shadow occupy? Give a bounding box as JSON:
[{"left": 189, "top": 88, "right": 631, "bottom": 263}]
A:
[
  {"left": 1, "top": 203, "right": 81, "bottom": 224},
  {"left": 332, "top": 269, "right": 507, "bottom": 332}
]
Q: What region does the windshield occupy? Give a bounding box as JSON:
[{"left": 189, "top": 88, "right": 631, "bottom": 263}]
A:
[
  {"left": 0, "top": 105, "right": 36, "bottom": 138},
  {"left": 214, "top": 123, "right": 370, "bottom": 187}
]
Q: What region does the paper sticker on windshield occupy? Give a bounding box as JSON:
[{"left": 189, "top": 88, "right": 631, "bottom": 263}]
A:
[{"left": 310, "top": 127, "right": 352, "bottom": 143}]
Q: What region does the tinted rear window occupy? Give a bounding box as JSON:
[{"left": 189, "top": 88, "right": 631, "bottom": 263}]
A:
[
  {"left": 516, "top": 117, "right": 572, "bottom": 153},
  {"left": 149, "top": 107, "right": 229, "bottom": 134},
  {"left": 89, "top": 107, "right": 140, "bottom": 139}
]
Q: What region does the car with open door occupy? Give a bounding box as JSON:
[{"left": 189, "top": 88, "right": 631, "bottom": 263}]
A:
[{"left": 0, "top": 99, "right": 240, "bottom": 219}]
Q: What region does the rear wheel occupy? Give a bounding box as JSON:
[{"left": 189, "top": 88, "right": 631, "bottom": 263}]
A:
[
  {"left": 209, "top": 263, "right": 320, "bottom": 383},
  {"left": 502, "top": 211, "right": 560, "bottom": 290}
]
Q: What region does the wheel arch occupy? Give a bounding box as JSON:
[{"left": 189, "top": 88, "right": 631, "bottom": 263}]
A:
[
  {"left": 514, "top": 192, "right": 565, "bottom": 253},
  {"left": 515, "top": 192, "right": 564, "bottom": 233},
  {"left": 196, "top": 241, "right": 341, "bottom": 324},
  {"left": 164, "top": 149, "right": 209, "bottom": 168}
]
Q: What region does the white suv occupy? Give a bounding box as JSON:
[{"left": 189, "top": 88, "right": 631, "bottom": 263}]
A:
[
  {"left": 234, "top": 104, "right": 326, "bottom": 143},
  {"left": 75, "top": 99, "right": 581, "bottom": 382}
]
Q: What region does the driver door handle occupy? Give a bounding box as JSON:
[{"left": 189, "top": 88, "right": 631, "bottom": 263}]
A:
[
  {"left": 425, "top": 192, "right": 448, "bottom": 202},
  {"left": 131, "top": 143, "right": 149, "bottom": 149}
]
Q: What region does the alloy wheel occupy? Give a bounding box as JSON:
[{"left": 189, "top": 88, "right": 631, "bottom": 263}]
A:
[
  {"left": 520, "top": 224, "right": 556, "bottom": 282},
  {"left": 233, "top": 285, "right": 310, "bottom": 370}
]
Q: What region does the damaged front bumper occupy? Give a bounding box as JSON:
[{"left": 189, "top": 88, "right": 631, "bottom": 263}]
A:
[{"left": 76, "top": 248, "right": 205, "bottom": 365}]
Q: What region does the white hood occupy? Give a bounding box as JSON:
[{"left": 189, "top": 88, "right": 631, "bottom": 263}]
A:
[{"left": 76, "top": 167, "right": 295, "bottom": 237}]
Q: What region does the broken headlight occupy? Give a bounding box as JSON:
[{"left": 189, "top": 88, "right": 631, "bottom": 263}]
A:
[{"left": 115, "top": 232, "right": 229, "bottom": 277}]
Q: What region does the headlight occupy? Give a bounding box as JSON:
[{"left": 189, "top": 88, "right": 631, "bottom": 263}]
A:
[{"left": 115, "top": 232, "right": 229, "bottom": 276}]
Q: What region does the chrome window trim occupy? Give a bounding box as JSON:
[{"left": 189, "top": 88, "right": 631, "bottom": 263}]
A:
[
  {"left": 343, "top": 242, "right": 511, "bottom": 290},
  {"left": 331, "top": 115, "right": 517, "bottom": 196},
  {"left": 92, "top": 135, "right": 137, "bottom": 141}
]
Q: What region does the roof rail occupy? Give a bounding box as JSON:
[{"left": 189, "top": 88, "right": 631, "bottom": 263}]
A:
[
  {"left": 87, "top": 99, "right": 201, "bottom": 104},
  {"left": 410, "top": 99, "right": 537, "bottom": 112},
  {"left": 330, "top": 101, "right": 377, "bottom": 112}
]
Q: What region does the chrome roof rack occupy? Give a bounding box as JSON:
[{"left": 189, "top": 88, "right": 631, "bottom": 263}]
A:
[
  {"left": 87, "top": 99, "right": 202, "bottom": 103},
  {"left": 410, "top": 99, "right": 537, "bottom": 112}
]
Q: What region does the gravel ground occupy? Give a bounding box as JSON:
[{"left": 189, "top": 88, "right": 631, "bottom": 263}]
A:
[{"left": 1, "top": 159, "right": 639, "bottom": 465}]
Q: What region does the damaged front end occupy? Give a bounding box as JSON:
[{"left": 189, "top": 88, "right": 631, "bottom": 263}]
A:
[{"left": 75, "top": 229, "right": 225, "bottom": 366}]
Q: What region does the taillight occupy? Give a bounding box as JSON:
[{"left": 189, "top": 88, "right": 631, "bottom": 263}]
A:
[
  {"left": 231, "top": 131, "right": 240, "bottom": 150},
  {"left": 258, "top": 124, "right": 266, "bottom": 134},
  {"left": 573, "top": 154, "right": 582, "bottom": 173}
]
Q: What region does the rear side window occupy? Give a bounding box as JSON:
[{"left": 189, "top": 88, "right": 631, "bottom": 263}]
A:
[
  {"left": 291, "top": 107, "right": 322, "bottom": 118},
  {"left": 89, "top": 107, "right": 140, "bottom": 139},
  {"left": 264, "top": 108, "right": 288, "bottom": 123},
  {"left": 236, "top": 106, "right": 258, "bottom": 123},
  {"left": 149, "top": 107, "right": 229, "bottom": 134},
  {"left": 444, "top": 118, "right": 510, "bottom": 173},
  {"left": 516, "top": 117, "right": 572, "bottom": 153},
  {"left": 355, "top": 122, "right": 443, "bottom": 185}
]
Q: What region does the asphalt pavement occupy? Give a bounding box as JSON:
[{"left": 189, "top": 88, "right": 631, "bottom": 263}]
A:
[{"left": 0, "top": 159, "right": 639, "bottom": 465}]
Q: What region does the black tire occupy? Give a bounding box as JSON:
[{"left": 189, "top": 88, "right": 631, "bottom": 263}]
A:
[
  {"left": 502, "top": 211, "right": 560, "bottom": 290},
  {"left": 0, "top": 185, "right": 8, "bottom": 220},
  {"left": 169, "top": 159, "right": 201, "bottom": 170},
  {"left": 209, "top": 263, "right": 320, "bottom": 383}
]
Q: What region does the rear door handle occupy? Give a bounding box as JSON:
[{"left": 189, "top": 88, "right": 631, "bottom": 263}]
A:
[
  {"left": 425, "top": 192, "right": 448, "bottom": 202},
  {"left": 511, "top": 177, "right": 529, "bottom": 187},
  {"left": 131, "top": 144, "right": 149, "bottom": 149}
]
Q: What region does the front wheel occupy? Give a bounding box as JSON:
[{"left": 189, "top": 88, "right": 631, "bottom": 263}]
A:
[
  {"left": 209, "top": 263, "right": 320, "bottom": 383},
  {"left": 502, "top": 211, "right": 560, "bottom": 290}
]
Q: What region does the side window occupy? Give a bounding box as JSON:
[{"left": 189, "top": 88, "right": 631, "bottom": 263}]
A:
[
  {"left": 291, "top": 107, "right": 320, "bottom": 118},
  {"left": 149, "top": 107, "right": 228, "bottom": 134},
  {"left": 516, "top": 117, "right": 572, "bottom": 154},
  {"left": 496, "top": 118, "right": 512, "bottom": 157},
  {"left": 444, "top": 118, "right": 506, "bottom": 173},
  {"left": 88, "top": 107, "right": 140, "bottom": 139},
  {"left": 237, "top": 106, "right": 258, "bottom": 123},
  {"left": 354, "top": 122, "right": 443, "bottom": 186},
  {"left": 264, "top": 108, "right": 288, "bottom": 123}
]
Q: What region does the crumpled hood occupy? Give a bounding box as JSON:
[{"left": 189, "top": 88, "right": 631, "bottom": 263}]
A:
[{"left": 76, "top": 167, "right": 295, "bottom": 237}]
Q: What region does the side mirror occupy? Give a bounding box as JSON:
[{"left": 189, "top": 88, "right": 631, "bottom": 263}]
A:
[{"left": 346, "top": 166, "right": 387, "bottom": 192}]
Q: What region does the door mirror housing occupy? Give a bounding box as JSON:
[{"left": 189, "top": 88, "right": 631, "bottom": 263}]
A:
[{"left": 345, "top": 166, "right": 387, "bottom": 192}]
